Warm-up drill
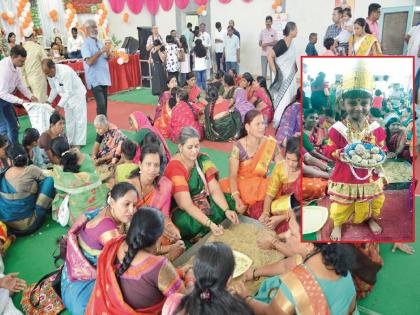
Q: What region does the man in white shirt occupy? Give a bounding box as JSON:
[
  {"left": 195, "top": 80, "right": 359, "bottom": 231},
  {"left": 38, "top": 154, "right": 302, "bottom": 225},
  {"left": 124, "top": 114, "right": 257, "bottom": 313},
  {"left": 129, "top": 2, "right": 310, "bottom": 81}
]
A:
[
  {"left": 67, "top": 27, "right": 84, "bottom": 59},
  {"left": 199, "top": 23, "right": 212, "bottom": 78},
  {"left": 223, "top": 26, "right": 240, "bottom": 74},
  {"left": 214, "top": 22, "right": 226, "bottom": 73},
  {"left": 42, "top": 59, "right": 87, "bottom": 147},
  {"left": 182, "top": 22, "right": 194, "bottom": 51},
  {"left": 146, "top": 26, "right": 165, "bottom": 52},
  {"left": 0, "top": 45, "right": 37, "bottom": 143}
]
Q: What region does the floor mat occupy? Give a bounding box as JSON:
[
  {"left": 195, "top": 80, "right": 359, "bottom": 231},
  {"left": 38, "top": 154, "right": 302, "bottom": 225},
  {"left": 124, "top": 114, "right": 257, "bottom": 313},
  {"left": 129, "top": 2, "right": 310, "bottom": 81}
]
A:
[
  {"left": 109, "top": 88, "right": 158, "bottom": 105},
  {"left": 316, "top": 190, "right": 413, "bottom": 241}
]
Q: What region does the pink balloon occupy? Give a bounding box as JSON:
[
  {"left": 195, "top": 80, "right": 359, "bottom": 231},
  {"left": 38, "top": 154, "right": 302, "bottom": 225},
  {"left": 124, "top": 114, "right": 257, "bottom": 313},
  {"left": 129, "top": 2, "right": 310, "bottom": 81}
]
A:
[
  {"left": 194, "top": 0, "right": 208, "bottom": 4},
  {"left": 218, "top": 0, "right": 232, "bottom": 3},
  {"left": 160, "top": 0, "right": 174, "bottom": 11},
  {"left": 175, "top": 0, "right": 189, "bottom": 9},
  {"left": 242, "top": 0, "right": 253, "bottom": 2},
  {"left": 127, "top": 0, "right": 145, "bottom": 14},
  {"left": 108, "top": 0, "right": 126, "bottom": 13},
  {"left": 146, "top": 0, "right": 159, "bottom": 15}
]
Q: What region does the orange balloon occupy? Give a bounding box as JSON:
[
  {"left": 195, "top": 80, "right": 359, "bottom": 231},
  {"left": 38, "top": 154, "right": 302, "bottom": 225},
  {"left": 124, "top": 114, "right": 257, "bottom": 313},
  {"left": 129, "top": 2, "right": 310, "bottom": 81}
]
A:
[
  {"left": 275, "top": 0, "right": 281, "bottom": 5},
  {"left": 66, "top": 3, "right": 73, "bottom": 9},
  {"left": 1, "top": 12, "right": 8, "bottom": 20},
  {"left": 66, "top": 22, "right": 70, "bottom": 29},
  {"left": 22, "top": 21, "right": 29, "bottom": 28},
  {"left": 197, "top": 7, "right": 203, "bottom": 14},
  {"left": 106, "top": 26, "right": 109, "bottom": 34},
  {"left": 272, "top": 3, "right": 277, "bottom": 9},
  {"left": 123, "top": 54, "right": 129, "bottom": 62},
  {"left": 71, "top": 8, "right": 76, "bottom": 14},
  {"left": 123, "top": 12, "right": 129, "bottom": 23},
  {"left": 7, "top": 18, "right": 14, "bottom": 25},
  {"left": 99, "top": 3, "right": 105, "bottom": 9}
]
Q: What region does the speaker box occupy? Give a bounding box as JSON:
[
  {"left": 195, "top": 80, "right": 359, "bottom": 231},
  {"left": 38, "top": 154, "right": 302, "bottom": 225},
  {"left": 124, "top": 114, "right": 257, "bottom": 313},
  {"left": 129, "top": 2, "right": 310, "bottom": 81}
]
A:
[
  {"left": 121, "top": 36, "right": 139, "bottom": 54},
  {"left": 137, "top": 27, "right": 152, "bottom": 87}
]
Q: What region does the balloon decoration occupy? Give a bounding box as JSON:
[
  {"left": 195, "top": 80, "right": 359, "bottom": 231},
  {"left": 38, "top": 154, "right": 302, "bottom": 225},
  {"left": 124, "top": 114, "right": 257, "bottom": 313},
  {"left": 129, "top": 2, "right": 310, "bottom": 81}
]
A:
[
  {"left": 108, "top": 0, "right": 126, "bottom": 14},
  {"left": 194, "top": 0, "right": 208, "bottom": 4},
  {"left": 146, "top": 0, "right": 160, "bottom": 15},
  {"left": 218, "top": 0, "right": 232, "bottom": 3},
  {"left": 175, "top": 0, "right": 189, "bottom": 9},
  {"left": 123, "top": 12, "right": 129, "bottom": 23},
  {"left": 17, "top": 0, "right": 33, "bottom": 37},
  {"left": 197, "top": 5, "right": 207, "bottom": 16},
  {"left": 116, "top": 48, "right": 130, "bottom": 65},
  {"left": 65, "top": 3, "right": 79, "bottom": 31},
  {"left": 272, "top": 0, "right": 282, "bottom": 12},
  {"left": 160, "top": 0, "right": 174, "bottom": 11},
  {"left": 127, "top": 0, "right": 145, "bottom": 14},
  {"left": 94, "top": 3, "right": 110, "bottom": 35},
  {"left": 49, "top": 9, "right": 58, "bottom": 23}
]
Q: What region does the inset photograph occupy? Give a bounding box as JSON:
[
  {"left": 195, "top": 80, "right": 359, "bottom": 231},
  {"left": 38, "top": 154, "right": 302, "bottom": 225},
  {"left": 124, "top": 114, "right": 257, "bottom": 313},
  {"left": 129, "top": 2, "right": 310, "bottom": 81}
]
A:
[{"left": 301, "top": 57, "right": 414, "bottom": 242}]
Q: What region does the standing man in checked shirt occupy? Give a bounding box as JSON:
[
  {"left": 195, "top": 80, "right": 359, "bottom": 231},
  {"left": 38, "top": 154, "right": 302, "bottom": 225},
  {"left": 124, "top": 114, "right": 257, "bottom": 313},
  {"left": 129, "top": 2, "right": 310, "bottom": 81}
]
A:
[{"left": 325, "top": 7, "right": 343, "bottom": 53}]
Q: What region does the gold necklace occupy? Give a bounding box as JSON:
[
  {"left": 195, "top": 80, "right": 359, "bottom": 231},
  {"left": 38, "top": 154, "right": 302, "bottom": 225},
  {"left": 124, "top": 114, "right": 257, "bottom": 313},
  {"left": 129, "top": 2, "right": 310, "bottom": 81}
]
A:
[
  {"left": 346, "top": 119, "right": 370, "bottom": 143},
  {"left": 245, "top": 136, "right": 262, "bottom": 158}
]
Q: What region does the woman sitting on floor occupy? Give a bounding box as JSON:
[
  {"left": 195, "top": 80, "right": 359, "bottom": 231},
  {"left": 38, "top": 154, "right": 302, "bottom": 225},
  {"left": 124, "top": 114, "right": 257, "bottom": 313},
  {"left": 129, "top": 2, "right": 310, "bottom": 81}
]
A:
[
  {"left": 204, "top": 86, "right": 241, "bottom": 142},
  {"left": 164, "top": 127, "right": 239, "bottom": 248},
  {"left": 241, "top": 73, "right": 274, "bottom": 123},
  {"left": 238, "top": 243, "right": 357, "bottom": 315},
  {"left": 222, "top": 73, "right": 237, "bottom": 102},
  {"left": 385, "top": 116, "right": 411, "bottom": 162},
  {"left": 61, "top": 182, "right": 138, "bottom": 315},
  {"left": 91, "top": 114, "right": 127, "bottom": 166},
  {"left": 22, "top": 128, "right": 44, "bottom": 168},
  {"left": 233, "top": 86, "right": 256, "bottom": 123},
  {"left": 155, "top": 76, "right": 178, "bottom": 123},
  {"left": 114, "top": 139, "right": 139, "bottom": 184},
  {"left": 0, "top": 144, "right": 54, "bottom": 236},
  {"left": 50, "top": 137, "right": 109, "bottom": 225},
  {"left": 155, "top": 79, "right": 178, "bottom": 138},
  {"left": 39, "top": 112, "right": 65, "bottom": 164},
  {"left": 129, "top": 110, "right": 172, "bottom": 168},
  {"left": 220, "top": 110, "right": 282, "bottom": 216},
  {"left": 163, "top": 242, "right": 255, "bottom": 315},
  {"left": 184, "top": 71, "right": 205, "bottom": 106},
  {"left": 303, "top": 109, "right": 331, "bottom": 163},
  {"left": 169, "top": 89, "right": 204, "bottom": 143},
  {"left": 86, "top": 207, "right": 185, "bottom": 314},
  {"left": 122, "top": 144, "right": 185, "bottom": 261}
]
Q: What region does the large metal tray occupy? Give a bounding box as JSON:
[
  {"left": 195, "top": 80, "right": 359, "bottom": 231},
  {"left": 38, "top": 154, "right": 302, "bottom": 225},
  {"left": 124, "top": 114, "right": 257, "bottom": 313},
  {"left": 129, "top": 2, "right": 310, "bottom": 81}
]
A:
[{"left": 174, "top": 214, "right": 263, "bottom": 267}]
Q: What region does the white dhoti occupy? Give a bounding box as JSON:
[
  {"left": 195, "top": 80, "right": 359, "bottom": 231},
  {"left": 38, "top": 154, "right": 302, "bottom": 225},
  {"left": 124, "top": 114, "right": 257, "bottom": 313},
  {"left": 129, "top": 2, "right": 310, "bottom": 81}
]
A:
[{"left": 64, "top": 95, "right": 87, "bottom": 146}]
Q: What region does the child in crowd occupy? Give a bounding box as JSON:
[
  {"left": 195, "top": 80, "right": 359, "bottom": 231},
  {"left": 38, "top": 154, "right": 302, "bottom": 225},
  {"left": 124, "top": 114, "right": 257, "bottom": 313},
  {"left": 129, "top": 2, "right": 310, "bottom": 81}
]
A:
[
  {"left": 305, "top": 33, "right": 318, "bottom": 56},
  {"left": 22, "top": 128, "right": 44, "bottom": 168},
  {"left": 321, "top": 37, "right": 336, "bottom": 56},
  {"left": 335, "top": 7, "right": 353, "bottom": 55},
  {"left": 0, "top": 135, "right": 8, "bottom": 171},
  {"left": 115, "top": 139, "right": 138, "bottom": 183}
]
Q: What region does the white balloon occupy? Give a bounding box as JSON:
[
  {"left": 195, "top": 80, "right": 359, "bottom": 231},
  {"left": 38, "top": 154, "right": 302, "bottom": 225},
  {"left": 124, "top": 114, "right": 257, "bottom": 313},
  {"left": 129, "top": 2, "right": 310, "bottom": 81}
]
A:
[
  {"left": 66, "top": 9, "right": 72, "bottom": 15},
  {"left": 7, "top": 11, "right": 14, "bottom": 18},
  {"left": 117, "top": 57, "right": 124, "bottom": 65},
  {"left": 103, "top": 20, "right": 108, "bottom": 27},
  {"left": 201, "top": 10, "right": 207, "bottom": 16},
  {"left": 29, "top": 21, "right": 34, "bottom": 28},
  {"left": 25, "top": 3, "right": 30, "bottom": 10},
  {"left": 19, "top": 16, "right": 25, "bottom": 23},
  {"left": 276, "top": 6, "right": 282, "bottom": 13},
  {"left": 21, "top": 10, "right": 28, "bottom": 18},
  {"left": 98, "top": 9, "right": 104, "bottom": 15}
]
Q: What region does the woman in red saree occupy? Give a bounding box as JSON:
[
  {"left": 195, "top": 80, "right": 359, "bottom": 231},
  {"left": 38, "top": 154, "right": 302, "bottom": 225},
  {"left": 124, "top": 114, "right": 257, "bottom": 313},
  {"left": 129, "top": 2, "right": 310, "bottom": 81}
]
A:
[
  {"left": 154, "top": 77, "right": 177, "bottom": 122},
  {"left": 154, "top": 88, "right": 177, "bottom": 139},
  {"left": 169, "top": 88, "right": 204, "bottom": 143},
  {"left": 385, "top": 117, "right": 411, "bottom": 162},
  {"left": 183, "top": 72, "right": 207, "bottom": 110},
  {"left": 86, "top": 207, "right": 185, "bottom": 315},
  {"left": 220, "top": 110, "right": 282, "bottom": 216}
]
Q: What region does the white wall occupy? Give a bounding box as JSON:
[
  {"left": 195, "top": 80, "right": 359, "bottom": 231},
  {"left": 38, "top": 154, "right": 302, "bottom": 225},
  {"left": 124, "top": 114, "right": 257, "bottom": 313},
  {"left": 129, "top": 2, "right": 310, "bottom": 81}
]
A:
[{"left": 104, "top": 0, "right": 415, "bottom": 76}]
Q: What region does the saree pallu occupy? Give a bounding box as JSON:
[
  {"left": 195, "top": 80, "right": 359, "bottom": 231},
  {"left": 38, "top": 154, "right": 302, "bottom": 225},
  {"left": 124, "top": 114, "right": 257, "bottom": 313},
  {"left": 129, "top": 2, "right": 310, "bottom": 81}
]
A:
[
  {"left": 302, "top": 177, "right": 328, "bottom": 202},
  {"left": 388, "top": 132, "right": 411, "bottom": 162},
  {"left": 0, "top": 171, "right": 54, "bottom": 230},
  {"left": 220, "top": 137, "right": 277, "bottom": 211},
  {"left": 154, "top": 103, "right": 172, "bottom": 139},
  {"left": 86, "top": 237, "right": 166, "bottom": 315},
  {"left": 169, "top": 101, "right": 204, "bottom": 143},
  {"left": 169, "top": 155, "right": 226, "bottom": 248},
  {"left": 155, "top": 91, "right": 171, "bottom": 121},
  {"left": 271, "top": 42, "right": 298, "bottom": 129},
  {"left": 96, "top": 123, "right": 127, "bottom": 160},
  {"left": 253, "top": 87, "right": 274, "bottom": 123},
  {"left": 204, "top": 101, "right": 241, "bottom": 142},
  {"left": 275, "top": 103, "right": 301, "bottom": 147},
  {"left": 188, "top": 85, "right": 201, "bottom": 103},
  {"left": 52, "top": 166, "right": 109, "bottom": 226},
  {"left": 135, "top": 176, "right": 173, "bottom": 218},
  {"left": 350, "top": 34, "right": 382, "bottom": 56}
]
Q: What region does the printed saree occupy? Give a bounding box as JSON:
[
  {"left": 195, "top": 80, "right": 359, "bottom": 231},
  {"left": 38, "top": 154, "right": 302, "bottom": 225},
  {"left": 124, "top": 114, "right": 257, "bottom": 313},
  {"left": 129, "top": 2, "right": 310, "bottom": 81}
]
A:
[
  {"left": 204, "top": 99, "right": 241, "bottom": 142},
  {"left": 51, "top": 165, "right": 109, "bottom": 226},
  {"left": 350, "top": 34, "right": 382, "bottom": 56},
  {"left": 85, "top": 237, "right": 167, "bottom": 315},
  {"left": 165, "top": 154, "right": 226, "bottom": 247}
]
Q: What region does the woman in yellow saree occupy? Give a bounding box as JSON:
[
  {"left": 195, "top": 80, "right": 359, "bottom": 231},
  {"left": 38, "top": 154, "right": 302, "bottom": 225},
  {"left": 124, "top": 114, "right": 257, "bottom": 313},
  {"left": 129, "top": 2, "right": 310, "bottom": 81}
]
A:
[
  {"left": 220, "top": 110, "right": 281, "bottom": 216},
  {"left": 349, "top": 18, "right": 382, "bottom": 56}
]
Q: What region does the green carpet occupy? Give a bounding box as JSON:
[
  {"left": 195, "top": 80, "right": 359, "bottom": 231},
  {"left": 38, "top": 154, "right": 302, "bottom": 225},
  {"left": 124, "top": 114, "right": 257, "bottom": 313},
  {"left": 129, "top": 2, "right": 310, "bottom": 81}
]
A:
[
  {"left": 109, "top": 88, "right": 159, "bottom": 105},
  {"left": 5, "top": 111, "right": 420, "bottom": 315}
]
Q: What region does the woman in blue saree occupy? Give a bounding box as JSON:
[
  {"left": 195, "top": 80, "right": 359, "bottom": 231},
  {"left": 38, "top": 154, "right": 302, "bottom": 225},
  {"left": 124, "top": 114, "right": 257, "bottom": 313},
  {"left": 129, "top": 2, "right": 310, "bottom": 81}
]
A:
[{"left": 0, "top": 144, "right": 54, "bottom": 236}]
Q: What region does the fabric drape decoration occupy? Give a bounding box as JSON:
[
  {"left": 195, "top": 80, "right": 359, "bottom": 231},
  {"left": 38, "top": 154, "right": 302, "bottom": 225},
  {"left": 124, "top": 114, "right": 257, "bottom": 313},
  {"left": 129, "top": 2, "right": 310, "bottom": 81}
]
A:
[
  {"left": 194, "top": 0, "right": 208, "bottom": 5},
  {"left": 108, "top": 0, "right": 126, "bottom": 13},
  {"left": 160, "top": 0, "right": 174, "bottom": 11},
  {"left": 146, "top": 0, "right": 160, "bottom": 15},
  {"left": 37, "top": 0, "right": 67, "bottom": 45},
  {"left": 175, "top": 0, "right": 190, "bottom": 9},
  {"left": 242, "top": 0, "right": 253, "bottom": 2},
  {"left": 218, "top": 0, "right": 232, "bottom": 3},
  {"left": 127, "top": 0, "right": 145, "bottom": 14}
]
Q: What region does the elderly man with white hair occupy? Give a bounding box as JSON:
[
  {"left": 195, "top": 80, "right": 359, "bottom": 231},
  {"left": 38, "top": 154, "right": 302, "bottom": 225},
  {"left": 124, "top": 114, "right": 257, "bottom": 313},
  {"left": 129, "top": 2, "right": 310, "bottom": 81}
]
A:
[
  {"left": 42, "top": 58, "right": 87, "bottom": 147},
  {"left": 81, "top": 19, "right": 111, "bottom": 116},
  {"left": 91, "top": 114, "right": 127, "bottom": 166}
]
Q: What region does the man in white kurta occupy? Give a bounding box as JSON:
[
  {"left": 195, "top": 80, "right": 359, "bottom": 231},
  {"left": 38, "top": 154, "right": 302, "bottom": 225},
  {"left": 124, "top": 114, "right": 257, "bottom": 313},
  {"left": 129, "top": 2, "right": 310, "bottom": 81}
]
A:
[
  {"left": 42, "top": 59, "right": 87, "bottom": 146},
  {"left": 199, "top": 23, "right": 212, "bottom": 79}
]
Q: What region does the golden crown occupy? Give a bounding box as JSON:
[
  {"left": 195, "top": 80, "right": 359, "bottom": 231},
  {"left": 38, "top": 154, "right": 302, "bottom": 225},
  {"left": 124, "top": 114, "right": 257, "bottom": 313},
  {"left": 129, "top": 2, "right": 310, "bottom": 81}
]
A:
[{"left": 342, "top": 60, "right": 374, "bottom": 95}]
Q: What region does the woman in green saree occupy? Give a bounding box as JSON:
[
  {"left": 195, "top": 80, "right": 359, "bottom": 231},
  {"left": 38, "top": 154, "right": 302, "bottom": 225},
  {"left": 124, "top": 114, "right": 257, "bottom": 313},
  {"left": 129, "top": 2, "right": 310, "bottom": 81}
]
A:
[
  {"left": 50, "top": 137, "right": 109, "bottom": 226},
  {"left": 164, "top": 126, "right": 239, "bottom": 247}
]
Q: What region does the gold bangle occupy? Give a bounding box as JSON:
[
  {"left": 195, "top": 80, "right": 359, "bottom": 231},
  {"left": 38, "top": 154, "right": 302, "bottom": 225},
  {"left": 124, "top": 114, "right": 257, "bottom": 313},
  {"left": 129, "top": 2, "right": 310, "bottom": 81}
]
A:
[
  {"left": 245, "top": 295, "right": 253, "bottom": 302},
  {"left": 232, "top": 191, "right": 240, "bottom": 197}
]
